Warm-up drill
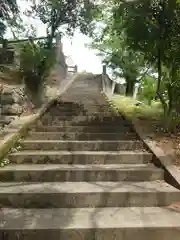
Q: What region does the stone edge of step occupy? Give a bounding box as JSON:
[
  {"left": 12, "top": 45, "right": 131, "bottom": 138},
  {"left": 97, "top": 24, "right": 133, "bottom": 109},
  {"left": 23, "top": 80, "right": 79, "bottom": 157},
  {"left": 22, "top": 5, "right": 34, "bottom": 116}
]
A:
[
  {"left": 0, "top": 207, "right": 180, "bottom": 230},
  {"left": 9, "top": 150, "right": 151, "bottom": 156},
  {"left": 0, "top": 181, "right": 178, "bottom": 194},
  {"left": 0, "top": 163, "right": 162, "bottom": 171}
]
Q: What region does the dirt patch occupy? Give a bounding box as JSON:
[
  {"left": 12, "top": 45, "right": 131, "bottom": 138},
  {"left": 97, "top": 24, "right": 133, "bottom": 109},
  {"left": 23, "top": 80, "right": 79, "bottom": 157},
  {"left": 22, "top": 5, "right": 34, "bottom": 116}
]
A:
[{"left": 136, "top": 119, "right": 180, "bottom": 166}]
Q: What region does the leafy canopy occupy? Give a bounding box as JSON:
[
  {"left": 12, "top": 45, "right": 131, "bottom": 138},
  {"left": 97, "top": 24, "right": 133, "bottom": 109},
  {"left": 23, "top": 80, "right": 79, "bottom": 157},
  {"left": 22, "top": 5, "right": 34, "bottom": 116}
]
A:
[
  {"left": 28, "top": 0, "right": 102, "bottom": 44},
  {"left": 0, "top": 0, "right": 19, "bottom": 38}
]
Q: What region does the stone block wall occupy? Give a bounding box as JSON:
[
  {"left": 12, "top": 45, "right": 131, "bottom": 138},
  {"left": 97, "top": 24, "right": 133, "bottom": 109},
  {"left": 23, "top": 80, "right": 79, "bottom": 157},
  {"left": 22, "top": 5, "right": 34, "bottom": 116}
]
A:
[
  {"left": 0, "top": 85, "right": 26, "bottom": 116},
  {"left": 0, "top": 35, "right": 69, "bottom": 117}
]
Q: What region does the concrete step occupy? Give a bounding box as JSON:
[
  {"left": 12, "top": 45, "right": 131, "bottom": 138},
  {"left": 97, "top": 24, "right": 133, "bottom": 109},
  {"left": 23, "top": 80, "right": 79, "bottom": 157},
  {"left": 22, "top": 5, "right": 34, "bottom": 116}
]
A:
[
  {"left": 48, "top": 107, "right": 114, "bottom": 113},
  {"left": 53, "top": 101, "right": 80, "bottom": 105},
  {"left": 0, "top": 122, "right": 10, "bottom": 127},
  {"left": 49, "top": 104, "right": 112, "bottom": 111},
  {"left": 9, "top": 150, "right": 152, "bottom": 164},
  {"left": 40, "top": 116, "right": 124, "bottom": 121},
  {"left": 47, "top": 111, "right": 117, "bottom": 116},
  {"left": 39, "top": 116, "right": 127, "bottom": 125},
  {"left": 21, "top": 140, "right": 145, "bottom": 151},
  {"left": 0, "top": 207, "right": 180, "bottom": 240},
  {"left": 0, "top": 116, "right": 15, "bottom": 121},
  {"left": 37, "top": 119, "right": 131, "bottom": 127},
  {"left": 26, "top": 132, "right": 137, "bottom": 140},
  {"left": 0, "top": 118, "right": 13, "bottom": 125},
  {"left": 0, "top": 164, "right": 163, "bottom": 182},
  {"left": 33, "top": 125, "right": 132, "bottom": 133},
  {"left": 0, "top": 181, "right": 179, "bottom": 208},
  {"left": 55, "top": 103, "right": 111, "bottom": 107}
]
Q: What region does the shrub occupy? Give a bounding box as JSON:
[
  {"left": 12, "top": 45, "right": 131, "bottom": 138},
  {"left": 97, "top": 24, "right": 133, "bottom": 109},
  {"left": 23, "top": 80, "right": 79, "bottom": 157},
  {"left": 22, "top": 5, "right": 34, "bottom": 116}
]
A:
[{"left": 17, "top": 39, "right": 55, "bottom": 106}]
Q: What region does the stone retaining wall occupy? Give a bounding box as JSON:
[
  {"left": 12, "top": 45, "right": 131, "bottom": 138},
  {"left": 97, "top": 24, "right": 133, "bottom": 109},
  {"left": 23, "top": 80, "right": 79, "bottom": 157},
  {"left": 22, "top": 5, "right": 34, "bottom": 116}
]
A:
[{"left": 0, "top": 85, "right": 26, "bottom": 116}]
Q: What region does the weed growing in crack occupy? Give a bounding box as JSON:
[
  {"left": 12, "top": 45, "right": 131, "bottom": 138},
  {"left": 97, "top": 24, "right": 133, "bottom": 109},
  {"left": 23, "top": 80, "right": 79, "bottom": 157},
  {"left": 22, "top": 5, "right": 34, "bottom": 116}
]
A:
[
  {"left": 0, "top": 158, "right": 10, "bottom": 167},
  {"left": 0, "top": 141, "right": 23, "bottom": 167}
]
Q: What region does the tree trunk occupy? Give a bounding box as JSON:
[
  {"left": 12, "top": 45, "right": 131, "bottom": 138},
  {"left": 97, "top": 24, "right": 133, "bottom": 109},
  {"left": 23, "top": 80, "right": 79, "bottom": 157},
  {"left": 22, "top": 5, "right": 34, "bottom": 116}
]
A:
[
  {"left": 157, "top": 91, "right": 167, "bottom": 115},
  {"left": 24, "top": 74, "right": 44, "bottom": 108},
  {"left": 47, "top": 17, "right": 56, "bottom": 49},
  {"left": 167, "top": 83, "right": 173, "bottom": 117},
  {"left": 155, "top": 0, "right": 166, "bottom": 99},
  {"left": 125, "top": 81, "right": 135, "bottom": 96},
  {"left": 156, "top": 45, "right": 162, "bottom": 99},
  {"left": 163, "top": 84, "right": 173, "bottom": 130}
]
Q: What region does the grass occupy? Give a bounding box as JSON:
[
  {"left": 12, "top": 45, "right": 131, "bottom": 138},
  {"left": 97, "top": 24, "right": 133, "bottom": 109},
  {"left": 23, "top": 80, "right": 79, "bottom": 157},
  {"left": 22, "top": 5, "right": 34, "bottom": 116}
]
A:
[
  {"left": 109, "top": 95, "right": 180, "bottom": 166},
  {"left": 111, "top": 95, "right": 163, "bottom": 120}
]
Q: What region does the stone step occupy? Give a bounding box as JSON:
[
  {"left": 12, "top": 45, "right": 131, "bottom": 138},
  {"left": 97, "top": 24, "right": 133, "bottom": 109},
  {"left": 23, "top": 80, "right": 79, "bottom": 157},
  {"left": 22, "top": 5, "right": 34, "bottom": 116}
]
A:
[
  {"left": 0, "top": 116, "right": 15, "bottom": 121},
  {"left": 48, "top": 108, "right": 118, "bottom": 116},
  {"left": 53, "top": 101, "right": 80, "bottom": 105},
  {"left": 40, "top": 116, "right": 124, "bottom": 122},
  {"left": 48, "top": 107, "right": 114, "bottom": 113},
  {"left": 33, "top": 125, "right": 132, "bottom": 133},
  {"left": 53, "top": 101, "right": 82, "bottom": 105},
  {"left": 0, "top": 181, "right": 179, "bottom": 208},
  {"left": 0, "top": 115, "right": 15, "bottom": 125},
  {"left": 55, "top": 103, "right": 111, "bottom": 107},
  {"left": 46, "top": 113, "right": 119, "bottom": 118},
  {"left": 45, "top": 108, "right": 116, "bottom": 116},
  {"left": 37, "top": 119, "right": 131, "bottom": 127},
  {"left": 0, "top": 122, "right": 10, "bottom": 127},
  {"left": 0, "top": 207, "right": 180, "bottom": 240},
  {"left": 26, "top": 132, "right": 137, "bottom": 140},
  {"left": 39, "top": 116, "right": 127, "bottom": 125},
  {"left": 46, "top": 113, "right": 118, "bottom": 118},
  {"left": 0, "top": 164, "right": 163, "bottom": 182},
  {"left": 50, "top": 104, "right": 112, "bottom": 111},
  {"left": 21, "top": 140, "right": 144, "bottom": 151},
  {"left": 9, "top": 150, "right": 152, "bottom": 164}
]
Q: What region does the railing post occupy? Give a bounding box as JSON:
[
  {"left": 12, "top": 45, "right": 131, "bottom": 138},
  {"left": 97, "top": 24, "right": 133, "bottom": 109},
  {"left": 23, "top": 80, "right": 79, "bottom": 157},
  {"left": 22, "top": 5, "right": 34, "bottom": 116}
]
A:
[
  {"left": 74, "top": 65, "right": 78, "bottom": 73},
  {"left": 103, "top": 65, "right": 106, "bottom": 74},
  {"left": 2, "top": 39, "right": 8, "bottom": 49},
  {"left": 112, "top": 81, "right": 116, "bottom": 96},
  {"left": 102, "top": 65, "right": 107, "bottom": 92}
]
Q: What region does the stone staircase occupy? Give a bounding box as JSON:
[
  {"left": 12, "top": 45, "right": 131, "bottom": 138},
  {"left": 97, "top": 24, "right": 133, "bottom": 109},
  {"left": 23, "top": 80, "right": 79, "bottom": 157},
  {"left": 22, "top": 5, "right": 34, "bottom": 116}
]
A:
[{"left": 0, "top": 77, "right": 180, "bottom": 239}]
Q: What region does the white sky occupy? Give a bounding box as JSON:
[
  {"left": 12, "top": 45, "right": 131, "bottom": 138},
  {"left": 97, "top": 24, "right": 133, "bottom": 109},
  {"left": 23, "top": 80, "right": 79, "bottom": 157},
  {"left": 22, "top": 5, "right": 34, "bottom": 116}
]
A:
[
  {"left": 62, "top": 33, "right": 103, "bottom": 74},
  {"left": 5, "top": 0, "right": 103, "bottom": 74}
]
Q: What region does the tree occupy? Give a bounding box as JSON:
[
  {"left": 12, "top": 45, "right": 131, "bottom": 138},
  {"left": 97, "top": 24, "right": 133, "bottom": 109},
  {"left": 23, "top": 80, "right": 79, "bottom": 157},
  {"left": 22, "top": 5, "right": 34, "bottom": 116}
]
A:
[
  {"left": 138, "top": 75, "right": 157, "bottom": 105},
  {"left": 90, "top": 17, "right": 147, "bottom": 96},
  {"left": 17, "top": 38, "right": 55, "bottom": 107},
  {"left": 110, "top": 0, "right": 180, "bottom": 116},
  {"left": 105, "top": 46, "right": 145, "bottom": 96},
  {"left": 28, "top": 0, "right": 102, "bottom": 49},
  {"left": 0, "top": 0, "right": 19, "bottom": 38},
  {"left": 1, "top": 0, "right": 102, "bottom": 107}
]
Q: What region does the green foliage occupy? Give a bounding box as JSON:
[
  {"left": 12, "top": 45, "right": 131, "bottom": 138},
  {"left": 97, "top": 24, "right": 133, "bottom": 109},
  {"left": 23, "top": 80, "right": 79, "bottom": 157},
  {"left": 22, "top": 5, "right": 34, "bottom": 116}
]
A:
[
  {"left": 112, "top": 0, "right": 180, "bottom": 99},
  {"left": 90, "top": 9, "right": 147, "bottom": 96},
  {"left": 88, "top": 0, "right": 180, "bottom": 131},
  {"left": 111, "top": 94, "right": 163, "bottom": 120},
  {"left": 18, "top": 39, "right": 55, "bottom": 92},
  {"left": 93, "top": 0, "right": 180, "bottom": 123},
  {"left": 138, "top": 75, "right": 157, "bottom": 105},
  {"left": 28, "top": 0, "right": 102, "bottom": 48},
  {"left": 0, "top": 0, "right": 19, "bottom": 38},
  {"left": 0, "top": 0, "right": 102, "bottom": 107},
  {"left": 9, "top": 39, "right": 55, "bottom": 107}
]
